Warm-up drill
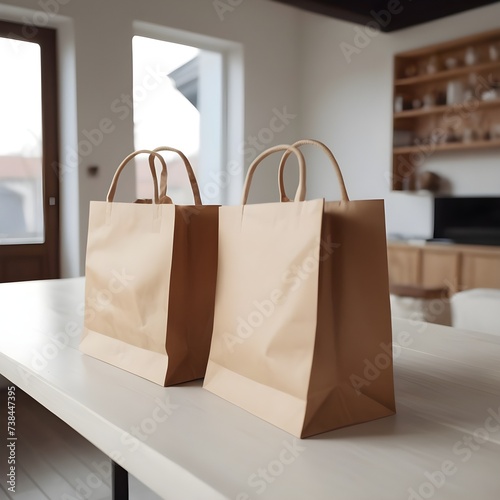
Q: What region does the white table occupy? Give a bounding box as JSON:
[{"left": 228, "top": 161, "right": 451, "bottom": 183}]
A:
[{"left": 0, "top": 278, "right": 499, "bottom": 500}]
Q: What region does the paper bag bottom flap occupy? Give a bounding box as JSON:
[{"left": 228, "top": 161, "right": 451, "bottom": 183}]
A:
[
  {"left": 80, "top": 328, "right": 168, "bottom": 386},
  {"left": 204, "top": 360, "right": 307, "bottom": 438}
]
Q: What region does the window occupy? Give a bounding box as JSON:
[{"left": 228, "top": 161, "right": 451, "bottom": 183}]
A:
[{"left": 132, "top": 35, "right": 226, "bottom": 204}]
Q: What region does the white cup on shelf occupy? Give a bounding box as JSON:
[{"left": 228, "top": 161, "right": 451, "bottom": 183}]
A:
[{"left": 446, "top": 80, "right": 464, "bottom": 105}]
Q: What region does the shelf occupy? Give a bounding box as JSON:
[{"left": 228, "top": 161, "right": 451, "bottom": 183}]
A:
[
  {"left": 392, "top": 28, "right": 500, "bottom": 191},
  {"left": 394, "top": 98, "right": 500, "bottom": 119},
  {"left": 393, "top": 138, "right": 500, "bottom": 155},
  {"left": 395, "top": 60, "right": 500, "bottom": 87}
]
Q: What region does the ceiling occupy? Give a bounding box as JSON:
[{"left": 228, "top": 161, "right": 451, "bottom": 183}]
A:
[{"left": 270, "top": 0, "right": 500, "bottom": 32}]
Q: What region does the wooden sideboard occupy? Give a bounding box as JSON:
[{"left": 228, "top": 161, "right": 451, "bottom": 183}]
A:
[{"left": 387, "top": 241, "right": 500, "bottom": 292}]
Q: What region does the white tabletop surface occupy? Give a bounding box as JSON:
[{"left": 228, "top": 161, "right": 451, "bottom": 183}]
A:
[{"left": 0, "top": 278, "right": 499, "bottom": 500}]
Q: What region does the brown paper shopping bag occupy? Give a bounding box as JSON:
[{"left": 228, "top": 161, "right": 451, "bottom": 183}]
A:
[
  {"left": 204, "top": 141, "right": 395, "bottom": 438},
  {"left": 80, "top": 148, "right": 218, "bottom": 386}
]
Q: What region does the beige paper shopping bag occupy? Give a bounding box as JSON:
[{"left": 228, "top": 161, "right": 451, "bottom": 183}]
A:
[
  {"left": 80, "top": 148, "right": 218, "bottom": 386},
  {"left": 204, "top": 141, "right": 395, "bottom": 438}
]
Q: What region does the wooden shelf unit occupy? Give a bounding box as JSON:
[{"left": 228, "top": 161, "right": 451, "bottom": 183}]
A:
[{"left": 392, "top": 29, "right": 500, "bottom": 191}]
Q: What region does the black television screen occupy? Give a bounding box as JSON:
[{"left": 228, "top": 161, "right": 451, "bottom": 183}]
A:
[{"left": 433, "top": 197, "right": 500, "bottom": 246}]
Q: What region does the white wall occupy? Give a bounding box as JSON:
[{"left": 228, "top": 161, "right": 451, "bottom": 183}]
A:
[
  {"left": 0, "top": 0, "right": 302, "bottom": 275},
  {"left": 298, "top": 3, "right": 500, "bottom": 239}
]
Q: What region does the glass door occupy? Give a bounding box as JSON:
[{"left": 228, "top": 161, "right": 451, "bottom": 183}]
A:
[{"left": 0, "top": 20, "right": 59, "bottom": 282}]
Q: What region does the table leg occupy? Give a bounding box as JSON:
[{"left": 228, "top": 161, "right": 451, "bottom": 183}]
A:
[{"left": 112, "top": 460, "right": 129, "bottom": 500}]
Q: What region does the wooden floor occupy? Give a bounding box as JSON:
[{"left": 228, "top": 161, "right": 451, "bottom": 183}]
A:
[{"left": 0, "top": 388, "right": 162, "bottom": 500}]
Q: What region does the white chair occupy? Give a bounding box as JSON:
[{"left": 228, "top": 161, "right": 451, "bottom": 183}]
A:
[
  {"left": 390, "top": 284, "right": 451, "bottom": 326},
  {"left": 451, "top": 288, "right": 500, "bottom": 335}
]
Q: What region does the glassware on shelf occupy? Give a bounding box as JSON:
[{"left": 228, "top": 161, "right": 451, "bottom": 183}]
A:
[
  {"left": 394, "top": 95, "right": 404, "bottom": 113},
  {"left": 490, "top": 123, "right": 500, "bottom": 140},
  {"left": 464, "top": 46, "right": 478, "bottom": 66},
  {"left": 480, "top": 117, "right": 491, "bottom": 141},
  {"left": 422, "top": 92, "right": 436, "bottom": 108},
  {"left": 401, "top": 173, "right": 416, "bottom": 192},
  {"left": 463, "top": 73, "right": 478, "bottom": 102},
  {"left": 412, "top": 98, "right": 422, "bottom": 109},
  {"left": 412, "top": 135, "right": 420, "bottom": 146},
  {"left": 426, "top": 55, "right": 439, "bottom": 74},
  {"left": 445, "top": 126, "right": 461, "bottom": 143},
  {"left": 427, "top": 116, "right": 446, "bottom": 145},
  {"left": 462, "top": 126, "right": 479, "bottom": 143},
  {"left": 446, "top": 80, "right": 465, "bottom": 105},
  {"left": 468, "top": 113, "right": 481, "bottom": 142},
  {"left": 489, "top": 43, "right": 499, "bottom": 62}
]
